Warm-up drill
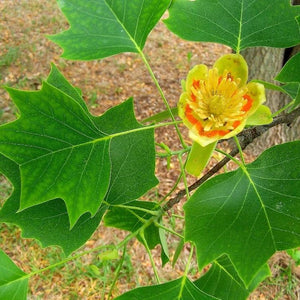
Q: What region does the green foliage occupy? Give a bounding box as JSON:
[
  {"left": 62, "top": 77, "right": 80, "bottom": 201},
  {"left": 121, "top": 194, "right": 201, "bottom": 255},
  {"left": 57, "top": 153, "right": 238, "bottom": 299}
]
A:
[
  {"left": 275, "top": 52, "right": 300, "bottom": 108},
  {"left": 0, "top": 65, "right": 157, "bottom": 228},
  {"left": 0, "top": 0, "right": 300, "bottom": 299},
  {"left": 49, "top": 0, "right": 171, "bottom": 60},
  {"left": 0, "top": 153, "right": 106, "bottom": 255},
  {"left": 165, "top": 0, "right": 300, "bottom": 52},
  {"left": 185, "top": 142, "right": 300, "bottom": 286},
  {"left": 115, "top": 277, "right": 217, "bottom": 300},
  {"left": 194, "top": 255, "right": 270, "bottom": 299},
  {"left": 116, "top": 255, "right": 270, "bottom": 299},
  {"left": 104, "top": 201, "right": 169, "bottom": 265},
  {"left": 0, "top": 249, "right": 28, "bottom": 300}
]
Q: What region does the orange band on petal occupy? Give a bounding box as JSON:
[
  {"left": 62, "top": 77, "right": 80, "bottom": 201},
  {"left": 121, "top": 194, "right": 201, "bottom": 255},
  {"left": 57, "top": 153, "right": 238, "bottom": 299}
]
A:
[
  {"left": 191, "top": 93, "right": 197, "bottom": 102},
  {"left": 185, "top": 104, "right": 198, "bottom": 125},
  {"left": 193, "top": 80, "right": 200, "bottom": 90},
  {"left": 201, "top": 129, "right": 229, "bottom": 138},
  {"left": 196, "top": 122, "right": 203, "bottom": 135},
  {"left": 217, "top": 130, "right": 230, "bottom": 136},
  {"left": 203, "top": 131, "right": 218, "bottom": 137},
  {"left": 242, "top": 94, "right": 253, "bottom": 112},
  {"left": 233, "top": 121, "right": 241, "bottom": 129}
]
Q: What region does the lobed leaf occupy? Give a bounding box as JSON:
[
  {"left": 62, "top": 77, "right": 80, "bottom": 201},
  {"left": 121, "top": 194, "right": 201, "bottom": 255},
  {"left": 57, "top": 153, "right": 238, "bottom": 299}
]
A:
[
  {"left": 184, "top": 142, "right": 300, "bottom": 286},
  {"left": 0, "top": 153, "right": 106, "bottom": 256},
  {"left": 0, "top": 65, "right": 157, "bottom": 228},
  {"left": 165, "top": 0, "right": 300, "bottom": 52},
  {"left": 115, "top": 254, "right": 269, "bottom": 300},
  {"left": 0, "top": 249, "right": 28, "bottom": 300},
  {"left": 115, "top": 277, "right": 218, "bottom": 300},
  {"left": 194, "top": 255, "right": 270, "bottom": 299},
  {"left": 49, "top": 0, "right": 171, "bottom": 60}
]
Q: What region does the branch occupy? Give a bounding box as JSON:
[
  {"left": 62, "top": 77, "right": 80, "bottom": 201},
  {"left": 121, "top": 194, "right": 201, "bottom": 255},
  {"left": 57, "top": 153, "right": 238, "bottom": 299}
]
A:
[{"left": 163, "top": 107, "right": 300, "bottom": 211}]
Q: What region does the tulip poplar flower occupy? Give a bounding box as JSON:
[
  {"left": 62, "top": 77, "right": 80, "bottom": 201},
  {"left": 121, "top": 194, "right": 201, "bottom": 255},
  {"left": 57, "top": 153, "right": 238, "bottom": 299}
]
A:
[{"left": 178, "top": 54, "right": 272, "bottom": 176}]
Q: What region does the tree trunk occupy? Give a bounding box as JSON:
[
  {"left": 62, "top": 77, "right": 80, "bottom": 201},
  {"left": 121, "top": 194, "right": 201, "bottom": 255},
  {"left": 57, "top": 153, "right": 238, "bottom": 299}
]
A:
[
  {"left": 280, "top": 45, "right": 300, "bottom": 143},
  {"left": 241, "top": 47, "right": 285, "bottom": 154},
  {"left": 240, "top": 0, "right": 300, "bottom": 155}
]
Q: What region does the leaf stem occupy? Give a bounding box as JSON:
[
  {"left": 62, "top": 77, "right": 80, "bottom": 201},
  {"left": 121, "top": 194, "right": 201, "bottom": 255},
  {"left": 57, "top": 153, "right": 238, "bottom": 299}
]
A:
[
  {"left": 154, "top": 221, "right": 184, "bottom": 239},
  {"left": 271, "top": 100, "right": 295, "bottom": 117},
  {"left": 112, "top": 204, "right": 160, "bottom": 216},
  {"left": 171, "top": 213, "right": 185, "bottom": 220},
  {"left": 22, "top": 244, "right": 115, "bottom": 280},
  {"left": 140, "top": 230, "right": 161, "bottom": 284},
  {"left": 108, "top": 244, "right": 127, "bottom": 300},
  {"left": 138, "top": 50, "right": 187, "bottom": 149},
  {"left": 178, "top": 244, "right": 194, "bottom": 299},
  {"left": 233, "top": 135, "right": 245, "bottom": 165},
  {"left": 178, "top": 154, "right": 190, "bottom": 200},
  {"left": 215, "top": 148, "right": 243, "bottom": 168},
  {"left": 156, "top": 147, "right": 190, "bottom": 158}
]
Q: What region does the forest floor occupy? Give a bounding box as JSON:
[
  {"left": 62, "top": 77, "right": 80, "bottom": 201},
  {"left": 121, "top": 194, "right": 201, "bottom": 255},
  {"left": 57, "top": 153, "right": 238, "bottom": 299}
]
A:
[{"left": 0, "top": 0, "right": 299, "bottom": 299}]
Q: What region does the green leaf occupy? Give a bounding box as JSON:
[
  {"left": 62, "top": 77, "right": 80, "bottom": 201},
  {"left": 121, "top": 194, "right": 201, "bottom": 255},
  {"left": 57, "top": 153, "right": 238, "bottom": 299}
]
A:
[
  {"left": 194, "top": 255, "right": 270, "bottom": 300},
  {"left": 282, "top": 82, "right": 300, "bottom": 100},
  {"left": 165, "top": 0, "right": 300, "bottom": 52},
  {"left": 0, "top": 66, "right": 157, "bottom": 228},
  {"left": 275, "top": 52, "right": 300, "bottom": 108},
  {"left": 47, "top": 63, "right": 87, "bottom": 111},
  {"left": 49, "top": 64, "right": 158, "bottom": 206},
  {"left": 0, "top": 249, "right": 28, "bottom": 300},
  {"left": 142, "top": 107, "right": 178, "bottom": 124},
  {"left": 276, "top": 52, "right": 300, "bottom": 84},
  {"left": 172, "top": 238, "right": 184, "bottom": 267},
  {"left": 184, "top": 142, "right": 300, "bottom": 286},
  {"left": 115, "top": 277, "right": 218, "bottom": 300},
  {"left": 104, "top": 201, "right": 169, "bottom": 265},
  {"left": 0, "top": 82, "right": 110, "bottom": 228},
  {"left": 49, "top": 0, "right": 171, "bottom": 60},
  {"left": 94, "top": 103, "right": 158, "bottom": 205},
  {"left": 0, "top": 153, "right": 106, "bottom": 256}
]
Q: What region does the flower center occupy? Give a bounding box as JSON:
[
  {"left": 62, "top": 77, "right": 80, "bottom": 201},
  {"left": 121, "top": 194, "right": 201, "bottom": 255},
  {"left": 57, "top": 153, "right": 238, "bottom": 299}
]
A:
[
  {"left": 187, "top": 68, "right": 252, "bottom": 133},
  {"left": 208, "top": 95, "right": 227, "bottom": 116}
]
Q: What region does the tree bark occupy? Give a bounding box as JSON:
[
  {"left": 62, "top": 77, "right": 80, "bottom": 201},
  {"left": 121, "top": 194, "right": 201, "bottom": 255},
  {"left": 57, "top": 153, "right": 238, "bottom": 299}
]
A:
[
  {"left": 241, "top": 47, "right": 286, "bottom": 154},
  {"left": 240, "top": 0, "right": 300, "bottom": 154},
  {"left": 281, "top": 45, "right": 300, "bottom": 143}
]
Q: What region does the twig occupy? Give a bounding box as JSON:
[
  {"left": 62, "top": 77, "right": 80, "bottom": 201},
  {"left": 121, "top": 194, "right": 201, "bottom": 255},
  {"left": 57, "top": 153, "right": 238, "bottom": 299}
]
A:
[{"left": 163, "top": 107, "right": 300, "bottom": 212}]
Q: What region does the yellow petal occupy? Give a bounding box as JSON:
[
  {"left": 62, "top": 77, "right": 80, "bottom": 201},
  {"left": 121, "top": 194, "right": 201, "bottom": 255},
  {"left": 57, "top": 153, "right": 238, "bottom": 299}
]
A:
[
  {"left": 189, "top": 130, "right": 219, "bottom": 147},
  {"left": 246, "top": 105, "right": 273, "bottom": 125},
  {"left": 178, "top": 92, "right": 189, "bottom": 123},
  {"left": 221, "top": 120, "right": 247, "bottom": 140},
  {"left": 213, "top": 54, "right": 248, "bottom": 87},
  {"left": 186, "top": 64, "right": 208, "bottom": 94},
  {"left": 245, "top": 82, "right": 266, "bottom": 116}
]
